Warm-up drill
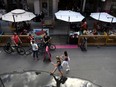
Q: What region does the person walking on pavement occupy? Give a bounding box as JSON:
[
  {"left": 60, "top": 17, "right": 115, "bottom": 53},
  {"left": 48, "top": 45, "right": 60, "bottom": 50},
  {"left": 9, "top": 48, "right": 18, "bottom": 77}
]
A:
[
  {"left": 50, "top": 56, "right": 63, "bottom": 77},
  {"left": 30, "top": 40, "right": 39, "bottom": 61},
  {"left": 43, "top": 32, "right": 52, "bottom": 62},
  {"left": 60, "top": 51, "right": 70, "bottom": 72},
  {"left": 43, "top": 45, "right": 51, "bottom": 62},
  {"left": 80, "top": 37, "right": 87, "bottom": 51}
]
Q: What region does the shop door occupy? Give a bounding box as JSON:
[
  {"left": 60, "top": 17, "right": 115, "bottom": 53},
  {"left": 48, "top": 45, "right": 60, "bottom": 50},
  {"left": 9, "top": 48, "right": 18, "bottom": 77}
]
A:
[{"left": 41, "top": 1, "right": 49, "bottom": 17}]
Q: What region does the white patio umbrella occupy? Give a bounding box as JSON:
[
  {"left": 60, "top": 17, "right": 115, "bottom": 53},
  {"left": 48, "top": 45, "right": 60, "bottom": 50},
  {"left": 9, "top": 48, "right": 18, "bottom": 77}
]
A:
[
  {"left": 2, "top": 9, "right": 36, "bottom": 22},
  {"left": 55, "top": 10, "right": 85, "bottom": 22},
  {"left": 90, "top": 12, "right": 116, "bottom": 23},
  {"left": 55, "top": 10, "right": 84, "bottom": 43},
  {"left": 2, "top": 9, "right": 36, "bottom": 34}
]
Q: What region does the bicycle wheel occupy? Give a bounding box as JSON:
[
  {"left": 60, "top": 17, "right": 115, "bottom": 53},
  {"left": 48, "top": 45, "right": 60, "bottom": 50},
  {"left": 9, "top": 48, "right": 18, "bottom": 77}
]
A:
[
  {"left": 3, "top": 45, "right": 12, "bottom": 54},
  {"left": 25, "top": 48, "right": 32, "bottom": 55},
  {"left": 17, "top": 47, "right": 25, "bottom": 55},
  {"left": 49, "top": 44, "right": 56, "bottom": 51}
]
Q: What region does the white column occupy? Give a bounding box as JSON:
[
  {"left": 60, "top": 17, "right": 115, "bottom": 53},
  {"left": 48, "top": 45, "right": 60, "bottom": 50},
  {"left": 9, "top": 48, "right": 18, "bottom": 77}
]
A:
[
  {"left": 53, "top": 0, "right": 58, "bottom": 16},
  {"left": 82, "top": 0, "right": 86, "bottom": 12},
  {"left": 34, "top": 0, "right": 40, "bottom": 15}
]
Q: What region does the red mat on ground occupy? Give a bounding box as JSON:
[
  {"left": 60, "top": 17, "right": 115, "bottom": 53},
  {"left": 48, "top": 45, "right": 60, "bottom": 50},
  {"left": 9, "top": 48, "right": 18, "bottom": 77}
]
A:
[{"left": 56, "top": 45, "right": 78, "bottom": 49}]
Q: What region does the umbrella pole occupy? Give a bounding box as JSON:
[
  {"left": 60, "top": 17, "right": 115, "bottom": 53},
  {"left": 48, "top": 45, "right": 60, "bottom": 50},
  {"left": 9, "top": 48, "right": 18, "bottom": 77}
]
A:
[
  {"left": 111, "top": 17, "right": 113, "bottom": 23},
  {"left": 12, "top": 15, "right": 18, "bottom": 34},
  {"left": 98, "top": 13, "right": 101, "bottom": 20}
]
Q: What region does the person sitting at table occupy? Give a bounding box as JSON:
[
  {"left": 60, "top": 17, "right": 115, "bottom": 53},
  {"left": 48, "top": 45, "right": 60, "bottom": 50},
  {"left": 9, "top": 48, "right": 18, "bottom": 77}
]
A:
[
  {"left": 81, "top": 19, "right": 87, "bottom": 29},
  {"left": 81, "top": 19, "right": 88, "bottom": 34},
  {"left": 93, "top": 29, "right": 98, "bottom": 35},
  {"left": 20, "top": 29, "right": 27, "bottom": 35},
  {"left": 104, "top": 31, "right": 107, "bottom": 36},
  {"left": 83, "top": 30, "right": 88, "bottom": 35}
]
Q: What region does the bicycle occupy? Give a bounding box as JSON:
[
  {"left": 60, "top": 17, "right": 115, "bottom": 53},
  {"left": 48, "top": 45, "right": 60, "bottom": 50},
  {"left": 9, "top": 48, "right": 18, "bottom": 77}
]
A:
[
  {"left": 48, "top": 42, "right": 56, "bottom": 51},
  {"left": 37, "top": 41, "right": 56, "bottom": 51},
  {"left": 25, "top": 47, "right": 32, "bottom": 55},
  {"left": 36, "top": 38, "right": 56, "bottom": 54},
  {"left": 25, "top": 44, "right": 44, "bottom": 56},
  {"left": 3, "top": 42, "right": 25, "bottom": 55},
  {"left": 25, "top": 42, "right": 56, "bottom": 56}
]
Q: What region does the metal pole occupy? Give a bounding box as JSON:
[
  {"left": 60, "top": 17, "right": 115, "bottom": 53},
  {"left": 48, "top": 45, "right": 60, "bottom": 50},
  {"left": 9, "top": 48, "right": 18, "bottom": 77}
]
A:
[
  {"left": 107, "top": 17, "right": 114, "bottom": 23},
  {"left": 111, "top": 17, "right": 113, "bottom": 23},
  {"left": 82, "top": 0, "right": 86, "bottom": 12},
  {"left": 12, "top": 15, "right": 18, "bottom": 34},
  {"left": 98, "top": 12, "right": 101, "bottom": 20}
]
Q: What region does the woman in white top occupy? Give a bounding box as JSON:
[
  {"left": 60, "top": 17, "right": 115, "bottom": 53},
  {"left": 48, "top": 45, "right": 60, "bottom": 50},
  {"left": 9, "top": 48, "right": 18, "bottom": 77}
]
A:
[
  {"left": 61, "top": 51, "right": 70, "bottom": 72},
  {"left": 30, "top": 40, "right": 39, "bottom": 61}
]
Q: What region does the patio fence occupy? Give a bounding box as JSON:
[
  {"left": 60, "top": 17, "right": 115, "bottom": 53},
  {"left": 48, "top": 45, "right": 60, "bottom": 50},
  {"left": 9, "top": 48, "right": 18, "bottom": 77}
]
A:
[
  {"left": 0, "top": 35, "right": 116, "bottom": 46},
  {"left": 78, "top": 35, "right": 116, "bottom": 46}
]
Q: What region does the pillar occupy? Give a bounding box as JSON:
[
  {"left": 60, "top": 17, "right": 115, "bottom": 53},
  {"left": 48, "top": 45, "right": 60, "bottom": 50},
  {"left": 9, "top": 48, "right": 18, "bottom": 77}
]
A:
[
  {"left": 53, "top": 0, "right": 58, "bottom": 17},
  {"left": 82, "top": 0, "right": 86, "bottom": 12},
  {"left": 104, "top": 0, "right": 112, "bottom": 12},
  {"left": 34, "top": 0, "right": 40, "bottom": 15}
]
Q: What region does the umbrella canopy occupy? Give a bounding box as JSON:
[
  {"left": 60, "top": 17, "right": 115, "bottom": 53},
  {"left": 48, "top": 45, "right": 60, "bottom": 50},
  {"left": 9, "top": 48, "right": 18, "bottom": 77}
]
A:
[
  {"left": 55, "top": 10, "right": 85, "bottom": 22},
  {"left": 90, "top": 12, "right": 116, "bottom": 23},
  {"left": 2, "top": 9, "right": 36, "bottom": 22}
]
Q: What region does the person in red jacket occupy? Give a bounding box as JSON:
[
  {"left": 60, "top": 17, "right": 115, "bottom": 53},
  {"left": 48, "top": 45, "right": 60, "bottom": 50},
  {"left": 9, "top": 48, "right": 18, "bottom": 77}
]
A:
[{"left": 11, "top": 32, "right": 22, "bottom": 46}]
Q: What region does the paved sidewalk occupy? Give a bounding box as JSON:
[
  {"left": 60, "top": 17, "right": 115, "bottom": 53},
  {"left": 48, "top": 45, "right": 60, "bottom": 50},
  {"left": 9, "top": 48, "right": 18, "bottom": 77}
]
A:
[
  {"left": 0, "top": 46, "right": 116, "bottom": 87},
  {"left": 0, "top": 18, "right": 116, "bottom": 87}
]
